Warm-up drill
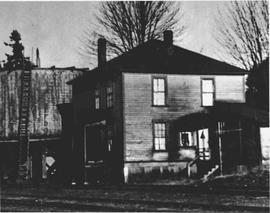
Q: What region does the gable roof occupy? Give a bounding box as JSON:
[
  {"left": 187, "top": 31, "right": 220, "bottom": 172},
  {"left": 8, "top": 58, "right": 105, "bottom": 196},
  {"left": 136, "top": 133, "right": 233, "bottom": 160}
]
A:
[{"left": 69, "top": 39, "right": 247, "bottom": 85}]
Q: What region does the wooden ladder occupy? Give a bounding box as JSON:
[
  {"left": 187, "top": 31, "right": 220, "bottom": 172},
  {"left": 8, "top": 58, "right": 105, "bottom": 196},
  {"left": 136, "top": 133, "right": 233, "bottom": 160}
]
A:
[{"left": 17, "top": 69, "right": 31, "bottom": 183}]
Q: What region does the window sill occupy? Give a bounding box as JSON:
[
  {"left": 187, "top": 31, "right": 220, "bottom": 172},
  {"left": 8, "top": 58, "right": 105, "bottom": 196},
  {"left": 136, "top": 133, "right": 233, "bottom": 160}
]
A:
[
  {"left": 153, "top": 150, "right": 168, "bottom": 152},
  {"left": 94, "top": 107, "right": 113, "bottom": 110},
  {"left": 151, "top": 105, "right": 169, "bottom": 107},
  {"left": 179, "top": 146, "right": 197, "bottom": 149}
]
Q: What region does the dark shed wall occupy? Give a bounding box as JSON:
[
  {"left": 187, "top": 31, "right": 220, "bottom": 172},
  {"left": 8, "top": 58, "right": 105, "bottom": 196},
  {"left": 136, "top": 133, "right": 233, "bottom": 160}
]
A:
[{"left": 0, "top": 69, "right": 82, "bottom": 139}]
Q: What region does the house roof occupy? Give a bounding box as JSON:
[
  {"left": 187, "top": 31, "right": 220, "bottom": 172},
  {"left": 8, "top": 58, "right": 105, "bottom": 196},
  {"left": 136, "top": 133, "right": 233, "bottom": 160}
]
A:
[{"left": 69, "top": 39, "right": 247, "bottom": 85}]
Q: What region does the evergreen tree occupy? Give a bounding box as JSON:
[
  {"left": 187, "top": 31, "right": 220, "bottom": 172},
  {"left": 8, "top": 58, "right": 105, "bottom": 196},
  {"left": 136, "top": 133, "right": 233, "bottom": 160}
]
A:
[
  {"left": 3, "top": 30, "right": 31, "bottom": 70},
  {"left": 246, "top": 58, "right": 269, "bottom": 111}
]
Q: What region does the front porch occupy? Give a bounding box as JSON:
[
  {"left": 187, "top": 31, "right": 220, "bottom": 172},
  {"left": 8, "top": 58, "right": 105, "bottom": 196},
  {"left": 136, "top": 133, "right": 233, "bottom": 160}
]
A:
[
  {"left": 170, "top": 111, "right": 218, "bottom": 179},
  {"left": 170, "top": 102, "right": 265, "bottom": 180}
]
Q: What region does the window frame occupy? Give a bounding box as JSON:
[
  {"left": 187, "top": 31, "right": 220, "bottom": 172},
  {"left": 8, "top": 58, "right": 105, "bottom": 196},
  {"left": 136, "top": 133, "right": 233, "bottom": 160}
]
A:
[
  {"left": 152, "top": 76, "right": 167, "bottom": 107},
  {"left": 179, "top": 131, "right": 194, "bottom": 147},
  {"left": 94, "top": 87, "right": 100, "bottom": 110},
  {"left": 201, "top": 78, "right": 215, "bottom": 107},
  {"left": 152, "top": 121, "right": 167, "bottom": 151},
  {"left": 106, "top": 81, "right": 113, "bottom": 108}
]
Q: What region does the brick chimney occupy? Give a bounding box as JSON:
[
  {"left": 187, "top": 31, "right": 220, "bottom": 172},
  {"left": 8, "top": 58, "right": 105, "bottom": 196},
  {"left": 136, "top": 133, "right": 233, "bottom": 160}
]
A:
[
  {"left": 98, "top": 38, "right": 106, "bottom": 68},
  {"left": 36, "top": 48, "right": 41, "bottom": 68},
  {"left": 163, "top": 30, "right": 173, "bottom": 45},
  {"left": 163, "top": 30, "right": 174, "bottom": 56}
]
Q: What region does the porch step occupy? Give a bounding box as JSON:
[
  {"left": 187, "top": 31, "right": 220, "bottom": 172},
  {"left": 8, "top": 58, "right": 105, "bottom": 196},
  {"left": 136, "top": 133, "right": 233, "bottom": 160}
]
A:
[{"left": 201, "top": 164, "right": 219, "bottom": 183}]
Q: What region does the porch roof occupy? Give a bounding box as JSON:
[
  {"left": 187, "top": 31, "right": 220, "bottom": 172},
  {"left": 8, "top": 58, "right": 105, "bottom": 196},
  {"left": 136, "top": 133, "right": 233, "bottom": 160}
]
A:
[
  {"left": 173, "top": 102, "right": 269, "bottom": 131},
  {"left": 213, "top": 102, "right": 269, "bottom": 127},
  {"left": 77, "top": 108, "right": 112, "bottom": 125},
  {"left": 172, "top": 110, "right": 216, "bottom": 131}
]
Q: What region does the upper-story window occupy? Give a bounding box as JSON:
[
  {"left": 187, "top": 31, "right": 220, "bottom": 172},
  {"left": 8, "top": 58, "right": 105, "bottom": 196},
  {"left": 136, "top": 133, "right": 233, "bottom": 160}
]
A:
[
  {"left": 201, "top": 78, "right": 214, "bottom": 106},
  {"left": 153, "top": 77, "right": 166, "bottom": 106},
  {"left": 94, "top": 88, "right": 100, "bottom": 109},
  {"left": 106, "top": 82, "right": 113, "bottom": 108},
  {"left": 153, "top": 122, "right": 166, "bottom": 151}
]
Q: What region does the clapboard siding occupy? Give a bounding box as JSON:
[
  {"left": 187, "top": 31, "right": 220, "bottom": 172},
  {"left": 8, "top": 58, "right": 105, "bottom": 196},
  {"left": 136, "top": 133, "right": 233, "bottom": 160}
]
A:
[
  {"left": 123, "top": 73, "right": 245, "bottom": 162},
  {"left": 215, "top": 75, "right": 245, "bottom": 102},
  {"left": 0, "top": 69, "right": 82, "bottom": 139}
]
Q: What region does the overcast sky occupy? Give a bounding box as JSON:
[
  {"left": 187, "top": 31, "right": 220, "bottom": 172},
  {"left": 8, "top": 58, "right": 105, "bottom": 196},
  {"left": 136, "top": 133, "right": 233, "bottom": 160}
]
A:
[{"left": 0, "top": 1, "right": 221, "bottom": 69}]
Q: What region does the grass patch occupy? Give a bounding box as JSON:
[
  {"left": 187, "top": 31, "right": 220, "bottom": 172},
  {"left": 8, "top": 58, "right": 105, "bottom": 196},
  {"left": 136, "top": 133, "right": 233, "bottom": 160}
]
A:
[{"left": 204, "top": 166, "right": 269, "bottom": 189}]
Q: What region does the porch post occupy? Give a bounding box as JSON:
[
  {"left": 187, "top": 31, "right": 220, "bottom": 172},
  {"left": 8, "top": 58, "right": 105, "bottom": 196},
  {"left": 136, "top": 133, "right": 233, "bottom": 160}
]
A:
[
  {"left": 83, "top": 125, "right": 87, "bottom": 184},
  {"left": 187, "top": 165, "right": 191, "bottom": 177},
  {"left": 239, "top": 120, "right": 242, "bottom": 164},
  {"left": 218, "top": 122, "right": 223, "bottom": 176}
]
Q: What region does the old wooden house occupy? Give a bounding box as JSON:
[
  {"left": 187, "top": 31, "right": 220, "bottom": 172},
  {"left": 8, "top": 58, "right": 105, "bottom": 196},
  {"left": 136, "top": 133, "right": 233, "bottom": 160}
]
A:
[
  {"left": 60, "top": 31, "right": 266, "bottom": 184},
  {"left": 0, "top": 65, "right": 86, "bottom": 182}
]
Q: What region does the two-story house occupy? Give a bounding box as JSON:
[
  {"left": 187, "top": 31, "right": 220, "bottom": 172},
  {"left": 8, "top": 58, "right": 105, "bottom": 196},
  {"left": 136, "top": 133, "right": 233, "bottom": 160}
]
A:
[{"left": 58, "top": 31, "right": 264, "bottom": 184}]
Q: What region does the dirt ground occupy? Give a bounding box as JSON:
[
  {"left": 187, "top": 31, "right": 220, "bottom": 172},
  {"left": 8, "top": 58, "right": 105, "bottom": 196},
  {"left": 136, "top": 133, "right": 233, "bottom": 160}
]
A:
[{"left": 0, "top": 185, "right": 269, "bottom": 212}]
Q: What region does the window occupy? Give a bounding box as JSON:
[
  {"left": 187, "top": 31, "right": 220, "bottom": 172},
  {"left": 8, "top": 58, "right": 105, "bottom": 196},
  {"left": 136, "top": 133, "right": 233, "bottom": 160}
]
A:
[
  {"left": 106, "top": 83, "right": 113, "bottom": 108},
  {"left": 94, "top": 88, "right": 100, "bottom": 109},
  {"left": 179, "top": 132, "right": 193, "bottom": 146},
  {"left": 107, "top": 125, "right": 113, "bottom": 152},
  {"left": 201, "top": 79, "right": 214, "bottom": 106},
  {"left": 153, "top": 78, "right": 166, "bottom": 106},
  {"left": 153, "top": 123, "right": 166, "bottom": 151}
]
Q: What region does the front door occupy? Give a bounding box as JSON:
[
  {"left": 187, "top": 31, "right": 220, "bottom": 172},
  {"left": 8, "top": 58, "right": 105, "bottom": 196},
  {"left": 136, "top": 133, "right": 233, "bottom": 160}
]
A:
[
  {"left": 198, "top": 129, "right": 210, "bottom": 160},
  {"left": 84, "top": 124, "right": 106, "bottom": 183},
  {"left": 84, "top": 125, "right": 106, "bottom": 163}
]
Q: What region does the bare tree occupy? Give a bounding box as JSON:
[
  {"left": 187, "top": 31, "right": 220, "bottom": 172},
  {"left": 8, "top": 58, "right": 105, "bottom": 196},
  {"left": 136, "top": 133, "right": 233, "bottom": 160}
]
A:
[
  {"left": 79, "top": 1, "right": 186, "bottom": 66},
  {"left": 215, "top": 1, "right": 268, "bottom": 70}
]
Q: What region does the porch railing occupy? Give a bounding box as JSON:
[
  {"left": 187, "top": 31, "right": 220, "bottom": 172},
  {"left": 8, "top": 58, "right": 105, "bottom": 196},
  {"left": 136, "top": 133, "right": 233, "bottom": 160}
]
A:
[
  {"left": 186, "top": 155, "right": 200, "bottom": 177},
  {"left": 198, "top": 148, "right": 210, "bottom": 160}
]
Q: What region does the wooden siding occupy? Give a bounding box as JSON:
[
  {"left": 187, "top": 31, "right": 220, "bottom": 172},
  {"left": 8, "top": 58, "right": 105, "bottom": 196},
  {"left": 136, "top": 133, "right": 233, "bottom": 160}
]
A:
[
  {"left": 123, "top": 73, "right": 245, "bottom": 162},
  {"left": 260, "top": 127, "right": 270, "bottom": 167},
  {"left": 0, "top": 69, "right": 82, "bottom": 139},
  {"left": 215, "top": 75, "right": 245, "bottom": 102}
]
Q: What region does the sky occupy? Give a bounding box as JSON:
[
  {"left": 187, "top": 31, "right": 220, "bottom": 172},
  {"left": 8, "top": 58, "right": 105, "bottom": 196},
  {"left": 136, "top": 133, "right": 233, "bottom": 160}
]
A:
[{"left": 0, "top": 1, "right": 221, "bottom": 69}]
